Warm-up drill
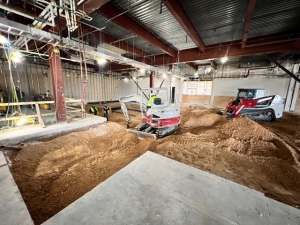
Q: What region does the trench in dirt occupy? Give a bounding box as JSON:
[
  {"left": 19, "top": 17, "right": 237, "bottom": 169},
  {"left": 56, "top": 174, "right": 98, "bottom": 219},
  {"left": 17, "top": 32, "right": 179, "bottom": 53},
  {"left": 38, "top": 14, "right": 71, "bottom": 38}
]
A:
[{"left": 2, "top": 105, "right": 300, "bottom": 224}]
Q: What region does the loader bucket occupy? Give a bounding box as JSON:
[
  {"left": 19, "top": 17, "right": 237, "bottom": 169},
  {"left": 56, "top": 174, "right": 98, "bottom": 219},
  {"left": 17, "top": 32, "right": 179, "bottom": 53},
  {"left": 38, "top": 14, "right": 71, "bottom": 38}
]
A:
[{"left": 126, "top": 129, "right": 157, "bottom": 140}]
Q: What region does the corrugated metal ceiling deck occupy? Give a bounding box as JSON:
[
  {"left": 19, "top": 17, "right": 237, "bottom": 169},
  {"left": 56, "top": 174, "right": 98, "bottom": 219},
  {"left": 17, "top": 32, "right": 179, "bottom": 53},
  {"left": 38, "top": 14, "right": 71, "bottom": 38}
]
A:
[
  {"left": 84, "top": 11, "right": 164, "bottom": 55},
  {"left": 249, "top": 0, "right": 300, "bottom": 38},
  {"left": 177, "top": 0, "right": 248, "bottom": 45},
  {"left": 83, "top": 0, "right": 300, "bottom": 61},
  {"left": 112, "top": 0, "right": 197, "bottom": 50}
]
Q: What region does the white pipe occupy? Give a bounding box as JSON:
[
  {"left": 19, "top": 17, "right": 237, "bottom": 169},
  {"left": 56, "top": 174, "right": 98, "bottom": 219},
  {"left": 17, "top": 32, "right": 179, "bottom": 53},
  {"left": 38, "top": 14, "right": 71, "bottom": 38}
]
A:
[{"left": 49, "top": 4, "right": 55, "bottom": 27}]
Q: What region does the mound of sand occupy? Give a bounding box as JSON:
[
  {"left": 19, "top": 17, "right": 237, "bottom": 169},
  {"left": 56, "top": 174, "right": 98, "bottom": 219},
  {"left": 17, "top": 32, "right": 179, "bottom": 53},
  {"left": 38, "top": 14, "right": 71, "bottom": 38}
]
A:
[
  {"left": 183, "top": 113, "right": 225, "bottom": 128},
  {"left": 220, "top": 117, "right": 275, "bottom": 141}
]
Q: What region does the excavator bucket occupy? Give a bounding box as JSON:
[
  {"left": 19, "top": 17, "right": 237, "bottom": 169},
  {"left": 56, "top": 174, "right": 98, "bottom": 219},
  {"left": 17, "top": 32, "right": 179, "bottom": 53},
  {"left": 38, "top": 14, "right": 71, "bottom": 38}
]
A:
[{"left": 126, "top": 129, "right": 157, "bottom": 140}]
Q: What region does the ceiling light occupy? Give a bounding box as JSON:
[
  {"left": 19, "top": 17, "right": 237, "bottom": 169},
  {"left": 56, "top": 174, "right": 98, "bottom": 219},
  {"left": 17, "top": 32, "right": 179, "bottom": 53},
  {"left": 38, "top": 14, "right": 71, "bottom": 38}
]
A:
[
  {"left": 140, "top": 68, "right": 145, "bottom": 73},
  {"left": 194, "top": 72, "right": 198, "bottom": 77},
  {"left": 221, "top": 56, "right": 228, "bottom": 64},
  {"left": 0, "top": 35, "right": 7, "bottom": 44},
  {"left": 97, "top": 58, "right": 107, "bottom": 65},
  {"left": 124, "top": 78, "right": 129, "bottom": 82},
  {"left": 205, "top": 67, "right": 212, "bottom": 75},
  {"left": 163, "top": 73, "right": 167, "bottom": 79},
  {"left": 11, "top": 51, "right": 22, "bottom": 63},
  {"left": 172, "top": 77, "right": 175, "bottom": 81}
]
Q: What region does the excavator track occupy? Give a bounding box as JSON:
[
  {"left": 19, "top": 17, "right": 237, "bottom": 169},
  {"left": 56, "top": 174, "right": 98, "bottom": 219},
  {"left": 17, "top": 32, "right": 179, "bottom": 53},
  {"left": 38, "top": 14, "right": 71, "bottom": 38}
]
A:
[
  {"left": 238, "top": 109, "right": 275, "bottom": 121},
  {"left": 156, "top": 125, "right": 179, "bottom": 138}
]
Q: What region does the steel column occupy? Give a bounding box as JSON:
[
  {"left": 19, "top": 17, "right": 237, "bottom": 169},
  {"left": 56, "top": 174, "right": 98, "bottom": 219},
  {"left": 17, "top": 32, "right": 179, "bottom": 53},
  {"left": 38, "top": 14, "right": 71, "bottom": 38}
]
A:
[
  {"left": 264, "top": 54, "right": 300, "bottom": 83},
  {"left": 48, "top": 45, "right": 67, "bottom": 124},
  {"left": 150, "top": 71, "right": 155, "bottom": 88}
]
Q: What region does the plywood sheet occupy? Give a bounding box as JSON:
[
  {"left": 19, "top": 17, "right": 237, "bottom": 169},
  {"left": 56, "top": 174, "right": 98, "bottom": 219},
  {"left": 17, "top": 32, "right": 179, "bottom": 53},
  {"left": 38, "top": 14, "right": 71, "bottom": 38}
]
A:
[{"left": 182, "top": 95, "right": 211, "bottom": 105}]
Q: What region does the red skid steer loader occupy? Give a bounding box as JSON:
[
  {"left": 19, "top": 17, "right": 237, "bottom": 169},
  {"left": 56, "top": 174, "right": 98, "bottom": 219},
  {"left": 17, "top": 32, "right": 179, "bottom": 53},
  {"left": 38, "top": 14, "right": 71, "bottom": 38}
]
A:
[{"left": 218, "top": 88, "right": 284, "bottom": 121}]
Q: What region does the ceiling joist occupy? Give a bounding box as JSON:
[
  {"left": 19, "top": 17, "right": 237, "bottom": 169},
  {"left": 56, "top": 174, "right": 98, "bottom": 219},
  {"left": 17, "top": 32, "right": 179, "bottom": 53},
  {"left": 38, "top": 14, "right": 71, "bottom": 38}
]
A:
[
  {"left": 164, "top": 0, "right": 205, "bottom": 52},
  {"left": 97, "top": 3, "right": 177, "bottom": 57},
  {"left": 241, "top": 0, "right": 257, "bottom": 49}
]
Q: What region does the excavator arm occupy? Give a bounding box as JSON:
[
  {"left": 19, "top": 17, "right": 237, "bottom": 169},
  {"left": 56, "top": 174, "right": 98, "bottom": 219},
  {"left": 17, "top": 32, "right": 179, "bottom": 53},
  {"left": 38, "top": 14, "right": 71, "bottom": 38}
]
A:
[{"left": 119, "top": 94, "right": 147, "bottom": 128}]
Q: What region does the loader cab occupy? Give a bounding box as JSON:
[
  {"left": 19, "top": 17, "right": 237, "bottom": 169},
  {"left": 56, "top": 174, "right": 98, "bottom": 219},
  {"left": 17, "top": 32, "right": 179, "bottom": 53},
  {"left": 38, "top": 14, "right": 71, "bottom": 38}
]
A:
[{"left": 235, "top": 88, "right": 266, "bottom": 105}]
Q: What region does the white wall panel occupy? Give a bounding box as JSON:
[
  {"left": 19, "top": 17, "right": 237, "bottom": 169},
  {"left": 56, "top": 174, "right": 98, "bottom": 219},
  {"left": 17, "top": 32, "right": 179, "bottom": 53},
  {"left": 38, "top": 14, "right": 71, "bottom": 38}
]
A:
[{"left": 211, "top": 78, "right": 290, "bottom": 105}]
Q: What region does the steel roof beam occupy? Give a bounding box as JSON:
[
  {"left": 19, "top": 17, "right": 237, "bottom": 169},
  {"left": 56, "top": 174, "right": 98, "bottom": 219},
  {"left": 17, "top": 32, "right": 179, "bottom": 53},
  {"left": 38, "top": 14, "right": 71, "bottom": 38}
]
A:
[
  {"left": 264, "top": 54, "right": 300, "bottom": 83},
  {"left": 186, "top": 63, "right": 198, "bottom": 70},
  {"left": 97, "top": 4, "right": 177, "bottom": 57},
  {"left": 164, "top": 0, "right": 205, "bottom": 52},
  {"left": 152, "top": 39, "right": 300, "bottom": 65},
  {"left": 241, "top": 0, "right": 257, "bottom": 49},
  {"left": 78, "top": 0, "right": 111, "bottom": 15}
]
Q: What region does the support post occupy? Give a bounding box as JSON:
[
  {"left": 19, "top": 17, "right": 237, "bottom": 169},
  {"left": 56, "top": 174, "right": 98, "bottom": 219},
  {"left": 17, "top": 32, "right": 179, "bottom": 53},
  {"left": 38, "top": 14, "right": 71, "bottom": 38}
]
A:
[
  {"left": 150, "top": 71, "right": 155, "bottom": 88},
  {"left": 48, "top": 45, "right": 67, "bottom": 124},
  {"left": 35, "top": 102, "right": 45, "bottom": 128}
]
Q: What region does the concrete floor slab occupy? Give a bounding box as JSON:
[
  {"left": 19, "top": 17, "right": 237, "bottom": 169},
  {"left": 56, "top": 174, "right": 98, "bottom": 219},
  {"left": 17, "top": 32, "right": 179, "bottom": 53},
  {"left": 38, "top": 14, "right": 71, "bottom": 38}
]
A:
[
  {"left": 0, "top": 115, "right": 106, "bottom": 146},
  {"left": 43, "top": 151, "right": 300, "bottom": 225},
  {"left": 0, "top": 152, "right": 33, "bottom": 225}
]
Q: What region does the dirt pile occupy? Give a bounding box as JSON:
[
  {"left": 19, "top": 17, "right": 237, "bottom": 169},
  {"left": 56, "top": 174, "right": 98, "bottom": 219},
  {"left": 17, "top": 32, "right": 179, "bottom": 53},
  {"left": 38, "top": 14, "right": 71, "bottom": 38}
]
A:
[
  {"left": 148, "top": 112, "right": 300, "bottom": 209},
  {"left": 183, "top": 113, "right": 225, "bottom": 128},
  {"left": 10, "top": 122, "right": 153, "bottom": 224},
  {"left": 8, "top": 105, "right": 300, "bottom": 224},
  {"left": 220, "top": 118, "right": 275, "bottom": 141}
]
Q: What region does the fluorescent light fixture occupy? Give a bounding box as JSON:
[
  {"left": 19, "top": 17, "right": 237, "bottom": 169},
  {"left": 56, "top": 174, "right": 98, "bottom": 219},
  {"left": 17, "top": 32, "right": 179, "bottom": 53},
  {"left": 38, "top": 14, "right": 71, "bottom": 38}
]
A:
[
  {"left": 97, "top": 58, "right": 107, "bottom": 65},
  {"left": 221, "top": 56, "right": 228, "bottom": 63}
]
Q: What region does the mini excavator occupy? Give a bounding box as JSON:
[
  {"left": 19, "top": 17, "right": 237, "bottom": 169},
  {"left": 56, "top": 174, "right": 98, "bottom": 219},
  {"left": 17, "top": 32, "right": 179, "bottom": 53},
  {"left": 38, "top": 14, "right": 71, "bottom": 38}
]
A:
[{"left": 119, "top": 87, "right": 181, "bottom": 139}]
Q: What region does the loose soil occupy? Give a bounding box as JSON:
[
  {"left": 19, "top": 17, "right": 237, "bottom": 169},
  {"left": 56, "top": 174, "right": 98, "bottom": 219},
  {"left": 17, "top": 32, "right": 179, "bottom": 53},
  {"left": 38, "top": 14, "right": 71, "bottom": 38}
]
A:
[{"left": 4, "top": 105, "right": 300, "bottom": 224}]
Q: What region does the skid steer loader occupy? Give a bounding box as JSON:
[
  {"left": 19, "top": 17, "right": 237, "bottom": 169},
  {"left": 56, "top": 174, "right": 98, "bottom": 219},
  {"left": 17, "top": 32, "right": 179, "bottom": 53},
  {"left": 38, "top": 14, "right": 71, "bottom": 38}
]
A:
[{"left": 218, "top": 88, "right": 284, "bottom": 121}]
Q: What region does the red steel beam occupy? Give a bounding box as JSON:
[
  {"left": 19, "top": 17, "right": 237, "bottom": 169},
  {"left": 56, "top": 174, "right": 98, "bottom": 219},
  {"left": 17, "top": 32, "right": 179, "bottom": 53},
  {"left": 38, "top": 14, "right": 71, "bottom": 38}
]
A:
[
  {"left": 78, "top": 0, "right": 110, "bottom": 15},
  {"left": 104, "top": 63, "right": 135, "bottom": 71},
  {"left": 51, "top": 1, "right": 110, "bottom": 33},
  {"left": 164, "top": 0, "right": 205, "bottom": 52},
  {"left": 152, "top": 39, "right": 300, "bottom": 65},
  {"left": 97, "top": 4, "right": 177, "bottom": 57},
  {"left": 241, "top": 0, "right": 257, "bottom": 48},
  {"left": 48, "top": 45, "right": 67, "bottom": 124}
]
